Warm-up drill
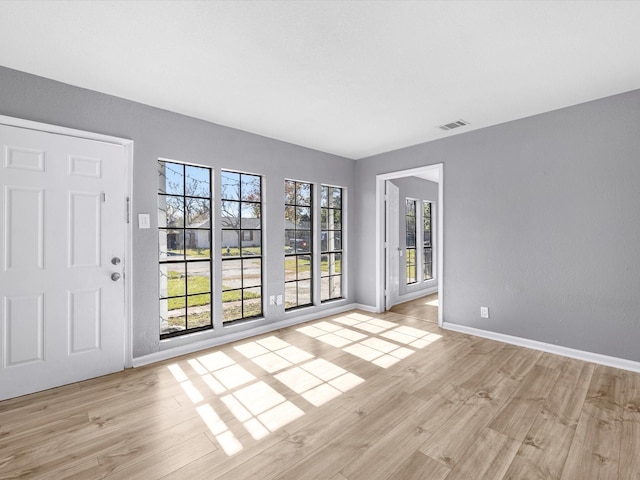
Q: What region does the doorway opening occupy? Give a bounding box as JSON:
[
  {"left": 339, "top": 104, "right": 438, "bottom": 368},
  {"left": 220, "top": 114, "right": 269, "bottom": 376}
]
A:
[{"left": 375, "top": 164, "right": 443, "bottom": 327}]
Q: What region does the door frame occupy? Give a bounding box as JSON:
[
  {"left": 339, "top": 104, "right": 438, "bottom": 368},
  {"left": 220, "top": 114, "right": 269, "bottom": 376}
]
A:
[
  {"left": 0, "top": 114, "right": 134, "bottom": 367},
  {"left": 384, "top": 180, "right": 400, "bottom": 310},
  {"left": 375, "top": 163, "right": 444, "bottom": 327}
]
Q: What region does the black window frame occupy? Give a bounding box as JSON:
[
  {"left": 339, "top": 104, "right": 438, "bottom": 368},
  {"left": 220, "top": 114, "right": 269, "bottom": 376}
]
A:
[
  {"left": 158, "top": 160, "right": 213, "bottom": 339},
  {"left": 284, "top": 180, "right": 313, "bottom": 310},
  {"left": 406, "top": 198, "right": 417, "bottom": 285},
  {"left": 220, "top": 170, "right": 263, "bottom": 324},
  {"left": 321, "top": 185, "right": 343, "bottom": 302},
  {"left": 423, "top": 201, "right": 433, "bottom": 281}
]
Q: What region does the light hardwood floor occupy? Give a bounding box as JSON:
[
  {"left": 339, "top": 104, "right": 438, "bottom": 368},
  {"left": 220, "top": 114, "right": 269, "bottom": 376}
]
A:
[
  {"left": 389, "top": 294, "right": 439, "bottom": 323},
  {"left": 1, "top": 293, "right": 639, "bottom": 479}
]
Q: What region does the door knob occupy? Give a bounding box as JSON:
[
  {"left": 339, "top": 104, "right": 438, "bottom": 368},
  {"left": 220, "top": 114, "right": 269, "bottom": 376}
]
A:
[
  {"left": 111, "top": 272, "right": 121, "bottom": 282},
  {"left": 111, "top": 257, "right": 121, "bottom": 265}
]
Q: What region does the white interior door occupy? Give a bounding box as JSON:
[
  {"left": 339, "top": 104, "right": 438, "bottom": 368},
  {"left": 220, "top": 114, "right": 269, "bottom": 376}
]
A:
[
  {"left": 0, "top": 124, "right": 127, "bottom": 400},
  {"left": 385, "top": 181, "right": 400, "bottom": 310}
]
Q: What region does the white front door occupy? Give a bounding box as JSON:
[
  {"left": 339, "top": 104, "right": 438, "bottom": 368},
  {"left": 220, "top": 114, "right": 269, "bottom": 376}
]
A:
[
  {"left": 0, "top": 123, "right": 127, "bottom": 400},
  {"left": 385, "top": 181, "right": 400, "bottom": 310}
]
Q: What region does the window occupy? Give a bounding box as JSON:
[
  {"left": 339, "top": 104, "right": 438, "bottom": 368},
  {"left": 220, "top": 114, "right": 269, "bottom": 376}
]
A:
[
  {"left": 220, "top": 170, "right": 263, "bottom": 323},
  {"left": 158, "top": 161, "right": 212, "bottom": 338},
  {"left": 406, "top": 198, "right": 417, "bottom": 284},
  {"left": 321, "top": 186, "right": 343, "bottom": 301},
  {"left": 284, "top": 180, "right": 313, "bottom": 309},
  {"left": 423, "top": 201, "right": 433, "bottom": 281}
]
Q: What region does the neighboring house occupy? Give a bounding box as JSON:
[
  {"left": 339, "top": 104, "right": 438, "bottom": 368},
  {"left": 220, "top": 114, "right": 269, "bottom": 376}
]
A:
[{"left": 220, "top": 218, "right": 262, "bottom": 249}]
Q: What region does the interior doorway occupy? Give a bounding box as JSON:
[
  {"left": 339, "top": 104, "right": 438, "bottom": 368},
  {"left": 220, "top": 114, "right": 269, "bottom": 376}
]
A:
[{"left": 375, "top": 164, "right": 443, "bottom": 326}]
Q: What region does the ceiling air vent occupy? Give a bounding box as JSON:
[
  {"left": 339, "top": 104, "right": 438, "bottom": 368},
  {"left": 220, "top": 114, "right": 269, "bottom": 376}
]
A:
[{"left": 439, "top": 119, "right": 469, "bottom": 131}]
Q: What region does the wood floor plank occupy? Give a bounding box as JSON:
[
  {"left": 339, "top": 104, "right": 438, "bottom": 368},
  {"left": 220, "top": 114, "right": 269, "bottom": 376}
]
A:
[
  {"left": 620, "top": 371, "right": 640, "bottom": 480},
  {"left": 53, "top": 458, "right": 101, "bottom": 480},
  {"left": 403, "top": 337, "right": 483, "bottom": 396},
  {"left": 417, "top": 346, "right": 534, "bottom": 469},
  {"left": 97, "top": 415, "right": 212, "bottom": 477},
  {"left": 418, "top": 388, "right": 500, "bottom": 468},
  {"left": 411, "top": 342, "right": 506, "bottom": 400},
  {"left": 541, "top": 360, "right": 594, "bottom": 427},
  {"left": 0, "top": 401, "right": 203, "bottom": 479},
  {"left": 0, "top": 393, "right": 186, "bottom": 463},
  {"left": 498, "top": 345, "right": 543, "bottom": 382},
  {"left": 457, "top": 345, "right": 520, "bottom": 392},
  {"left": 339, "top": 384, "right": 468, "bottom": 480},
  {"left": 330, "top": 474, "right": 348, "bottom": 480},
  {"left": 214, "top": 404, "right": 362, "bottom": 480},
  {"left": 443, "top": 427, "right": 520, "bottom": 480},
  {"left": 104, "top": 433, "right": 216, "bottom": 480},
  {"left": 272, "top": 393, "right": 428, "bottom": 480},
  {"left": 389, "top": 303, "right": 438, "bottom": 323},
  {"left": 501, "top": 359, "right": 595, "bottom": 480},
  {"left": 386, "top": 451, "right": 450, "bottom": 480},
  {"left": 159, "top": 429, "right": 289, "bottom": 480},
  {"left": 559, "top": 366, "right": 624, "bottom": 480},
  {"left": 489, "top": 364, "right": 561, "bottom": 441},
  {"left": 502, "top": 409, "right": 576, "bottom": 480}
]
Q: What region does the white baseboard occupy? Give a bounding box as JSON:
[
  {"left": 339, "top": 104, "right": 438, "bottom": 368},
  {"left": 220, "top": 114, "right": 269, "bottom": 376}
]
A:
[
  {"left": 352, "top": 303, "right": 378, "bottom": 313},
  {"left": 442, "top": 322, "right": 640, "bottom": 373},
  {"left": 397, "top": 286, "right": 438, "bottom": 305},
  {"left": 132, "top": 302, "right": 359, "bottom": 368}
]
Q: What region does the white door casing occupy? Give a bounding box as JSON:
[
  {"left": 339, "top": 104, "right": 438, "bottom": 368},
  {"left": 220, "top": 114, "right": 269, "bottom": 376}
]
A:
[
  {"left": 0, "top": 122, "right": 129, "bottom": 400},
  {"left": 385, "top": 181, "right": 400, "bottom": 310},
  {"left": 376, "top": 164, "right": 443, "bottom": 326}
]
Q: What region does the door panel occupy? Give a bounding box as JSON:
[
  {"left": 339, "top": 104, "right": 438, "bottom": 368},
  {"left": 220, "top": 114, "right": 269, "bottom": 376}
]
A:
[
  {"left": 385, "top": 181, "right": 400, "bottom": 310},
  {"left": 0, "top": 124, "right": 127, "bottom": 400},
  {"left": 69, "top": 289, "right": 101, "bottom": 354},
  {"left": 5, "top": 294, "right": 44, "bottom": 366},
  {"left": 69, "top": 192, "right": 101, "bottom": 267},
  {"left": 6, "top": 146, "right": 45, "bottom": 171},
  {"left": 5, "top": 186, "right": 45, "bottom": 271}
]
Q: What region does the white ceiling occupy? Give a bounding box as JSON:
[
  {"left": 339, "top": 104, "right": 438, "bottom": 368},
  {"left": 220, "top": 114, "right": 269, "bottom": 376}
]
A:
[{"left": 1, "top": 1, "right": 639, "bottom": 160}]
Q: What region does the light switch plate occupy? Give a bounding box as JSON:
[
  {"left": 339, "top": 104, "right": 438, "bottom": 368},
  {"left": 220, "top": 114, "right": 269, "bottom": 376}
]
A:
[{"left": 138, "top": 213, "right": 150, "bottom": 229}]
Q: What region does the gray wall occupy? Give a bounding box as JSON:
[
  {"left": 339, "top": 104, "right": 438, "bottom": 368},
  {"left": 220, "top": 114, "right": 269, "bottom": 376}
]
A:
[
  {"left": 390, "top": 176, "right": 438, "bottom": 295},
  {"left": 0, "top": 66, "right": 355, "bottom": 358},
  {"left": 355, "top": 89, "right": 640, "bottom": 362},
  {"left": 3, "top": 64, "right": 639, "bottom": 364}
]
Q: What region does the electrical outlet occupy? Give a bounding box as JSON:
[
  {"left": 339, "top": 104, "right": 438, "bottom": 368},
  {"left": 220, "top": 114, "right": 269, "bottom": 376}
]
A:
[
  {"left": 480, "top": 306, "right": 489, "bottom": 319},
  {"left": 276, "top": 295, "right": 283, "bottom": 305},
  {"left": 269, "top": 295, "right": 276, "bottom": 305}
]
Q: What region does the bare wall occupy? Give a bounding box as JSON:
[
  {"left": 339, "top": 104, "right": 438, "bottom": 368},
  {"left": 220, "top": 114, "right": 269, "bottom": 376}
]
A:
[
  {"left": 354, "top": 89, "right": 640, "bottom": 362},
  {"left": 0, "top": 66, "right": 356, "bottom": 358}
]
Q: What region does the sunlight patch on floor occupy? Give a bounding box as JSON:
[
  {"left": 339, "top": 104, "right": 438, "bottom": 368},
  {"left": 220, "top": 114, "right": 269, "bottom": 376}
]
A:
[
  {"left": 166, "top": 314, "right": 439, "bottom": 456},
  {"left": 221, "top": 380, "right": 305, "bottom": 438},
  {"left": 196, "top": 404, "right": 242, "bottom": 455},
  {"left": 212, "top": 364, "right": 256, "bottom": 390},
  {"left": 299, "top": 315, "right": 442, "bottom": 369}
]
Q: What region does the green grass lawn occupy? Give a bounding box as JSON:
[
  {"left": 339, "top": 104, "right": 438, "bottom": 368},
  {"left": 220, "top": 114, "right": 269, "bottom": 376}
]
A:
[
  {"left": 284, "top": 257, "right": 311, "bottom": 272},
  {"left": 320, "top": 259, "right": 341, "bottom": 273},
  {"left": 168, "top": 248, "right": 210, "bottom": 258},
  {"left": 283, "top": 257, "right": 341, "bottom": 274},
  {"left": 166, "top": 272, "right": 209, "bottom": 309},
  {"left": 166, "top": 272, "right": 260, "bottom": 310},
  {"left": 221, "top": 247, "right": 261, "bottom": 256}
]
